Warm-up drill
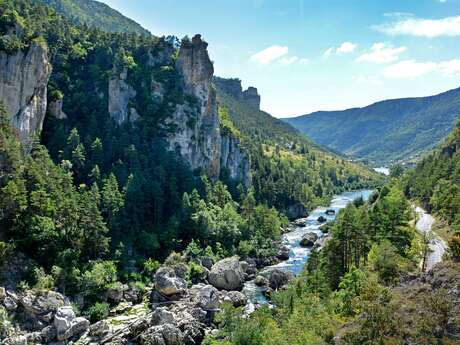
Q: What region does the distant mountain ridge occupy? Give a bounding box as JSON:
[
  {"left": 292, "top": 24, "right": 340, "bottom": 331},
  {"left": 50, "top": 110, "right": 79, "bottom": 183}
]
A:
[
  {"left": 42, "top": 0, "right": 151, "bottom": 35},
  {"left": 284, "top": 87, "right": 460, "bottom": 165}
]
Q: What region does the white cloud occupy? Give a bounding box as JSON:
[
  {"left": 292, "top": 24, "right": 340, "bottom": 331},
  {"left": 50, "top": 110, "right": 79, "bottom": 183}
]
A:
[
  {"left": 324, "top": 47, "right": 334, "bottom": 57},
  {"left": 356, "top": 43, "right": 407, "bottom": 64},
  {"left": 375, "top": 15, "right": 460, "bottom": 38},
  {"left": 438, "top": 59, "right": 460, "bottom": 75},
  {"left": 337, "top": 41, "right": 357, "bottom": 53},
  {"left": 383, "top": 60, "right": 438, "bottom": 79},
  {"left": 299, "top": 58, "right": 309, "bottom": 64},
  {"left": 250, "top": 45, "right": 288, "bottom": 64},
  {"left": 280, "top": 56, "right": 299, "bottom": 65}
]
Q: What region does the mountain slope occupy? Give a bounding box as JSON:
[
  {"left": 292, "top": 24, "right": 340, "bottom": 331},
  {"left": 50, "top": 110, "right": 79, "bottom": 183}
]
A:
[
  {"left": 214, "top": 77, "right": 381, "bottom": 217},
  {"left": 284, "top": 87, "right": 460, "bottom": 164},
  {"left": 42, "top": 0, "right": 150, "bottom": 35}
]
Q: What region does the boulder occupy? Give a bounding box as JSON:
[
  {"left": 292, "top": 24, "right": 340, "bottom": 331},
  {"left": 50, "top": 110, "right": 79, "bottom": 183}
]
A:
[
  {"left": 194, "top": 285, "right": 220, "bottom": 310},
  {"left": 277, "top": 245, "right": 290, "bottom": 260},
  {"left": 20, "top": 290, "right": 65, "bottom": 320},
  {"left": 222, "top": 291, "right": 247, "bottom": 307},
  {"left": 89, "top": 320, "right": 110, "bottom": 338},
  {"left": 254, "top": 275, "right": 268, "bottom": 287},
  {"left": 40, "top": 325, "right": 56, "bottom": 342},
  {"left": 69, "top": 317, "right": 90, "bottom": 337},
  {"left": 300, "top": 232, "right": 318, "bottom": 247},
  {"left": 267, "top": 269, "right": 294, "bottom": 290},
  {"left": 200, "top": 257, "right": 214, "bottom": 270},
  {"left": 139, "top": 324, "right": 184, "bottom": 345},
  {"left": 294, "top": 218, "right": 308, "bottom": 227},
  {"left": 124, "top": 285, "right": 141, "bottom": 303},
  {"left": 326, "top": 209, "right": 336, "bottom": 216},
  {"left": 3, "top": 296, "right": 17, "bottom": 311},
  {"left": 208, "top": 257, "right": 245, "bottom": 291},
  {"left": 154, "top": 267, "right": 188, "bottom": 297},
  {"left": 151, "top": 307, "right": 176, "bottom": 326},
  {"left": 54, "top": 306, "right": 75, "bottom": 341},
  {"left": 317, "top": 216, "right": 327, "bottom": 223}
]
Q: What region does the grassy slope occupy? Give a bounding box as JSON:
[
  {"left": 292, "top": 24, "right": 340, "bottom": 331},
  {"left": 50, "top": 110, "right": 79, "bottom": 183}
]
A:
[{"left": 284, "top": 87, "right": 460, "bottom": 165}]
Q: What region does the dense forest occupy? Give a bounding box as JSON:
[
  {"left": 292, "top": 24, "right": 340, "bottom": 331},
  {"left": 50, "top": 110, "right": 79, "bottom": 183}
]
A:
[
  {"left": 1, "top": 0, "right": 458, "bottom": 344},
  {"left": 0, "top": 0, "right": 379, "bottom": 327}
]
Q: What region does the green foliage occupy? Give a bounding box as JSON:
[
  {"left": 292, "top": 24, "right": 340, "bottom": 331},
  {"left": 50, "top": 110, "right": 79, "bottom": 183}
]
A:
[
  {"left": 42, "top": 0, "right": 150, "bottom": 35},
  {"left": 86, "top": 302, "right": 110, "bottom": 323}
]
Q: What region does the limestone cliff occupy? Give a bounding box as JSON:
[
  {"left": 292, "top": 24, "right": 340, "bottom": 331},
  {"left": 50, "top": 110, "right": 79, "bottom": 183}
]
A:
[
  {"left": 165, "top": 34, "right": 250, "bottom": 185},
  {"left": 0, "top": 43, "right": 52, "bottom": 149},
  {"left": 108, "top": 68, "right": 138, "bottom": 125},
  {"left": 213, "top": 77, "right": 260, "bottom": 110}
]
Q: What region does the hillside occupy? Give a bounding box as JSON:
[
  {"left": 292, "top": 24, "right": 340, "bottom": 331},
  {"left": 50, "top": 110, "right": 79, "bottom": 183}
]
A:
[
  {"left": 214, "top": 77, "right": 380, "bottom": 218},
  {"left": 42, "top": 0, "right": 151, "bottom": 35},
  {"left": 284, "top": 87, "right": 460, "bottom": 165}
]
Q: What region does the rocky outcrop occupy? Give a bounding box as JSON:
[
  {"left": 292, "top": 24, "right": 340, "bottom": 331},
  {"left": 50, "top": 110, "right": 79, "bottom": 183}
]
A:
[
  {"left": 166, "top": 34, "right": 222, "bottom": 179},
  {"left": 48, "top": 98, "right": 67, "bottom": 120},
  {"left": 154, "top": 267, "right": 188, "bottom": 297},
  {"left": 220, "top": 134, "right": 251, "bottom": 187},
  {"left": 300, "top": 232, "right": 318, "bottom": 247},
  {"left": 1, "top": 289, "right": 90, "bottom": 344},
  {"left": 0, "top": 43, "right": 52, "bottom": 149},
  {"left": 208, "top": 257, "right": 245, "bottom": 291},
  {"left": 242, "top": 87, "right": 260, "bottom": 110},
  {"left": 108, "top": 67, "right": 138, "bottom": 125},
  {"left": 214, "top": 77, "right": 261, "bottom": 110},
  {"left": 166, "top": 37, "right": 251, "bottom": 184}
]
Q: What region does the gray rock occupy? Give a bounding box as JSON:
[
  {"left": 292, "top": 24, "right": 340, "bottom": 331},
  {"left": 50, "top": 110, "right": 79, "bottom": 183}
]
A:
[
  {"left": 108, "top": 67, "right": 138, "bottom": 125},
  {"left": 200, "top": 257, "right": 214, "bottom": 270},
  {"left": 0, "top": 43, "right": 51, "bottom": 150},
  {"left": 267, "top": 269, "right": 294, "bottom": 290},
  {"left": 20, "top": 290, "right": 65, "bottom": 320},
  {"left": 0, "top": 287, "right": 6, "bottom": 301},
  {"left": 317, "top": 216, "right": 327, "bottom": 223},
  {"left": 48, "top": 98, "right": 67, "bottom": 120},
  {"left": 277, "top": 245, "right": 290, "bottom": 260},
  {"left": 151, "top": 307, "right": 176, "bottom": 326},
  {"left": 139, "top": 324, "right": 184, "bottom": 345},
  {"left": 154, "top": 267, "right": 188, "bottom": 297},
  {"left": 54, "top": 306, "right": 75, "bottom": 341},
  {"left": 69, "top": 317, "right": 90, "bottom": 337},
  {"left": 41, "top": 325, "right": 57, "bottom": 342},
  {"left": 89, "top": 320, "right": 110, "bottom": 338},
  {"left": 223, "top": 291, "right": 247, "bottom": 307},
  {"left": 254, "top": 275, "right": 268, "bottom": 287},
  {"left": 3, "top": 296, "right": 17, "bottom": 311},
  {"left": 208, "top": 257, "right": 245, "bottom": 291},
  {"left": 300, "top": 232, "right": 318, "bottom": 247},
  {"left": 194, "top": 285, "right": 220, "bottom": 310}
]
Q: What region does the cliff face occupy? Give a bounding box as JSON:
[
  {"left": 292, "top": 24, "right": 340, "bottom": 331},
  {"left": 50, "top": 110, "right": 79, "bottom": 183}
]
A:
[
  {"left": 213, "top": 77, "right": 260, "bottom": 110},
  {"left": 0, "top": 43, "right": 52, "bottom": 149},
  {"left": 108, "top": 68, "right": 138, "bottom": 125},
  {"left": 166, "top": 35, "right": 250, "bottom": 185}
]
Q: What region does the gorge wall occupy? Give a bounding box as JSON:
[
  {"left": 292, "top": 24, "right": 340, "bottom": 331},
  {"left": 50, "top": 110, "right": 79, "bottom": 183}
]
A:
[{"left": 0, "top": 42, "right": 51, "bottom": 150}]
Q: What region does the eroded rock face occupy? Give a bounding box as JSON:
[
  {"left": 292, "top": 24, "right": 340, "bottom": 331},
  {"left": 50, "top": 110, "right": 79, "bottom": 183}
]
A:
[
  {"left": 242, "top": 87, "right": 260, "bottom": 110},
  {"left": 48, "top": 98, "right": 67, "bottom": 120},
  {"left": 108, "top": 67, "right": 138, "bottom": 125},
  {"left": 220, "top": 134, "right": 251, "bottom": 187},
  {"left": 167, "top": 34, "right": 222, "bottom": 179},
  {"left": 208, "top": 257, "right": 245, "bottom": 291},
  {"left": 0, "top": 43, "right": 52, "bottom": 149}
]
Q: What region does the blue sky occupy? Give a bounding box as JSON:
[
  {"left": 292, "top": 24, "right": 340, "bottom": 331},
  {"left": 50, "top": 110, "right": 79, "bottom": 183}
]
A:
[{"left": 100, "top": 0, "right": 460, "bottom": 117}]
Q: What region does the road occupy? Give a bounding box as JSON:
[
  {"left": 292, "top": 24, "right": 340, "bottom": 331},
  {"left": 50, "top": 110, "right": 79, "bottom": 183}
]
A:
[{"left": 414, "top": 206, "right": 448, "bottom": 271}]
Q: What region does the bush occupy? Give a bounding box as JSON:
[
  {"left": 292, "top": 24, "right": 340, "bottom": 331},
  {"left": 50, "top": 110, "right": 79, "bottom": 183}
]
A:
[
  {"left": 86, "top": 302, "right": 110, "bottom": 323},
  {"left": 81, "top": 261, "right": 117, "bottom": 299}
]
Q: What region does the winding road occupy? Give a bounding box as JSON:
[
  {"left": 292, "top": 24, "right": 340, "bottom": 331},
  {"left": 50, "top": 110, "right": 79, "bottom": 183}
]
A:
[{"left": 414, "top": 206, "right": 448, "bottom": 271}]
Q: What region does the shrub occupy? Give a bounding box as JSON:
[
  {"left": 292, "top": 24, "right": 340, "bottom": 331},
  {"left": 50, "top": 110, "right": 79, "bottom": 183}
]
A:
[{"left": 86, "top": 302, "right": 110, "bottom": 323}]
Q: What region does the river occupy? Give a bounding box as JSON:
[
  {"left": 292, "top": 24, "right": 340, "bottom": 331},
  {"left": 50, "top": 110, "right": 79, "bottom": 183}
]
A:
[{"left": 242, "top": 189, "right": 374, "bottom": 311}]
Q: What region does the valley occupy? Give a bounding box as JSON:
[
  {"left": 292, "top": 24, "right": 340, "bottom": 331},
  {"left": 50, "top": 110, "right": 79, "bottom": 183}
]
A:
[{"left": 0, "top": 0, "right": 460, "bottom": 345}]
